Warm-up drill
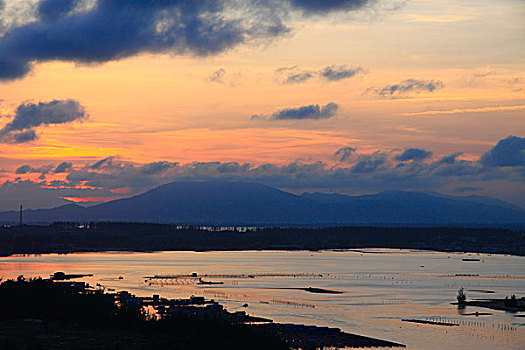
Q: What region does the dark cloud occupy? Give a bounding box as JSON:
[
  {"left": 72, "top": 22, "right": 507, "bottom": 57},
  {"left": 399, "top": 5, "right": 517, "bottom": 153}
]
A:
[
  {"left": 141, "top": 161, "right": 178, "bottom": 175},
  {"left": 15, "top": 165, "right": 34, "bottom": 174},
  {"left": 430, "top": 159, "right": 482, "bottom": 177},
  {"left": 38, "top": 0, "right": 79, "bottom": 22},
  {"left": 15, "top": 164, "right": 54, "bottom": 179},
  {"left": 351, "top": 152, "right": 388, "bottom": 173},
  {"left": 11, "top": 129, "right": 38, "bottom": 143},
  {"left": 253, "top": 102, "right": 339, "bottom": 120},
  {"left": 285, "top": 71, "right": 314, "bottom": 84},
  {"left": 334, "top": 146, "right": 356, "bottom": 162},
  {"left": 0, "top": 99, "right": 86, "bottom": 143},
  {"left": 480, "top": 136, "right": 525, "bottom": 167},
  {"left": 367, "top": 79, "right": 444, "bottom": 97},
  {"left": 437, "top": 152, "right": 463, "bottom": 164},
  {"left": 0, "top": 0, "right": 290, "bottom": 81},
  {"left": 394, "top": 148, "right": 433, "bottom": 161},
  {"left": 289, "top": 0, "right": 370, "bottom": 13},
  {"left": 274, "top": 103, "right": 338, "bottom": 120},
  {"left": 320, "top": 65, "right": 365, "bottom": 81},
  {"left": 0, "top": 0, "right": 376, "bottom": 81},
  {"left": 208, "top": 68, "right": 226, "bottom": 84},
  {"left": 278, "top": 64, "right": 365, "bottom": 84},
  {"left": 54, "top": 161, "right": 73, "bottom": 173},
  {"left": 88, "top": 156, "right": 120, "bottom": 170}
]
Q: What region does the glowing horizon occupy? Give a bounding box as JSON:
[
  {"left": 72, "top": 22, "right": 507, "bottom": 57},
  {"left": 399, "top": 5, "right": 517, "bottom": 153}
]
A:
[{"left": 0, "top": 0, "right": 524, "bottom": 210}]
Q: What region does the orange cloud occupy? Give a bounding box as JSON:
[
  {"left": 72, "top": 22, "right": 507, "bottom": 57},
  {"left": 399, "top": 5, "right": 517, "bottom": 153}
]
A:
[{"left": 60, "top": 196, "right": 117, "bottom": 203}]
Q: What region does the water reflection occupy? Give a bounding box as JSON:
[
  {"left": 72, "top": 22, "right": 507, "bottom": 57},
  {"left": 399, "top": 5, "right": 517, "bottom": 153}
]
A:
[{"left": 0, "top": 249, "right": 524, "bottom": 350}]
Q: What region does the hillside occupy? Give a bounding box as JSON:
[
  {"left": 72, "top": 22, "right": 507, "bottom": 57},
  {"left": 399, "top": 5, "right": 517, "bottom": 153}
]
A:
[{"left": 1, "top": 181, "right": 524, "bottom": 225}]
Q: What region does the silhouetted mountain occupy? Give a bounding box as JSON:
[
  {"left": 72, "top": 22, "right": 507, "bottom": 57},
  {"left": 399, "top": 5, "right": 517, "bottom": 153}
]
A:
[
  {"left": 0, "top": 204, "right": 88, "bottom": 224},
  {"left": 425, "top": 191, "right": 524, "bottom": 212},
  {"left": 302, "top": 190, "right": 525, "bottom": 224},
  {"left": 1, "top": 181, "right": 524, "bottom": 225},
  {"left": 89, "top": 181, "right": 312, "bottom": 224}
]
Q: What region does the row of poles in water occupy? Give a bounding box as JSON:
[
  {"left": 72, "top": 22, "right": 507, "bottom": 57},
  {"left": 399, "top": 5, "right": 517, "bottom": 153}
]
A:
[{"left": 424, "top": 316, "right": 520, "bottom": 331}]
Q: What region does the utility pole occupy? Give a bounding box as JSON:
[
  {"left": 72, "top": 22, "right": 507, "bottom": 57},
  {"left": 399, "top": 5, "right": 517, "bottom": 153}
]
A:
[{"left": 19, "top": 204, "right": 23, "bottom": 226}]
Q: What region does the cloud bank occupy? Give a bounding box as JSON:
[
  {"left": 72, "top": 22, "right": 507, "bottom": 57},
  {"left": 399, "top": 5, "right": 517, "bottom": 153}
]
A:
[{"left": 2, "top": 136, "right": 524, "bottom": 210}]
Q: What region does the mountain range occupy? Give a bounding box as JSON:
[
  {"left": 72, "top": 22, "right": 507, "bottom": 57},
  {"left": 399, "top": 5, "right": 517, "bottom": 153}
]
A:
[{"left": 1, "top": 181, "right": 524, "bottom": 226}]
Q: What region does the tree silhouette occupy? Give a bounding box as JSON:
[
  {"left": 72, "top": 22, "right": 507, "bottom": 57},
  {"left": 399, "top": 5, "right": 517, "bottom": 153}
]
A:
[{"left": 457, "top": 288, "right": 466, "bottom": 304}]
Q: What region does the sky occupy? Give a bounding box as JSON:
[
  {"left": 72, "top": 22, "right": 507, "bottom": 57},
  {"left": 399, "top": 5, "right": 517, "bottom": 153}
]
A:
[{"left": 0, "top": 0, "right": 524, "bottom": 211}]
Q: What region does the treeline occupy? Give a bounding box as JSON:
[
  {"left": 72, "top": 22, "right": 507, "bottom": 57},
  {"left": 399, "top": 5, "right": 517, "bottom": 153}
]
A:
[
  {"left": 0, "top": 222, "right": 523, "bottom": 257},
  {"left": 0, "top": 277, "right": 288, "bottom": 350}
]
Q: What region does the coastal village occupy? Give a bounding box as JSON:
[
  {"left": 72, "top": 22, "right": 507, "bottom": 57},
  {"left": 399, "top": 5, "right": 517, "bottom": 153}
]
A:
[{"left": 48, "top": 272, "right": 406, "bottom": 349}]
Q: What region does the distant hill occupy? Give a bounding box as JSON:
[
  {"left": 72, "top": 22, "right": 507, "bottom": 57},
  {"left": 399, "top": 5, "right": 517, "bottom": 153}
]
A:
[
  {"left": 300, "top": 190, "right": 525, "bottom": 225},
  {"left": 1, "top": 181, "right": 524, "bottom": 226},
  {"left": 0, "top": 203, "right": 90, "bottom": 224}
]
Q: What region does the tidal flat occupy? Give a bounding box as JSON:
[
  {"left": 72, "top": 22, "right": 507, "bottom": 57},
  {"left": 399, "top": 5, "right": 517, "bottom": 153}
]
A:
[{"left": 1, "top": 249, "right": 524, "bottom": 349}]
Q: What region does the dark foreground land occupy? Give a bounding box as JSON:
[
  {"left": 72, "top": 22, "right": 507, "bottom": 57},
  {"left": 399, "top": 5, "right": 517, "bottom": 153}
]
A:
[
  {"left": 0, "top": 278, "right": 404, "bottom": 350},
  {"left": 1, "top": 223, "right": 524, "bottom": 257}
]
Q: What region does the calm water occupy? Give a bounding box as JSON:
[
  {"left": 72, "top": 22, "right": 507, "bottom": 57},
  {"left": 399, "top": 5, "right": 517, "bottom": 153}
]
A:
[{"left": 1, "top": 249, "right": 524, "bottom": 349}]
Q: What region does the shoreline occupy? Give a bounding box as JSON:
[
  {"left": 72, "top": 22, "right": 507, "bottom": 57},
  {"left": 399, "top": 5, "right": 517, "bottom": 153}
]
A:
[
  {"left": 0, "top": 277, "right": 406, "bottom": 349},
  {"left": 2, "top": 246, "right": 524, "bottom": 259},
  {"left": 1, "top": 223, "right": 524, "bottom": 258}
]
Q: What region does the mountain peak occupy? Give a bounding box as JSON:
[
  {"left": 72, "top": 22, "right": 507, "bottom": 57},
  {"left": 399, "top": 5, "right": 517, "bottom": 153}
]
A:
[{"left": 1, "top": 182, "right": 524, "bottom": 225}]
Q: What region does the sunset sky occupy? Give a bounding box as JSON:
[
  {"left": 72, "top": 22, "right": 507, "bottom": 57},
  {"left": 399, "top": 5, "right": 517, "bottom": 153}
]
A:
[{"left": 0, "top": 0, "right": 524, "bottom": 210}]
